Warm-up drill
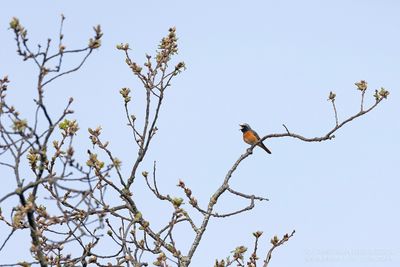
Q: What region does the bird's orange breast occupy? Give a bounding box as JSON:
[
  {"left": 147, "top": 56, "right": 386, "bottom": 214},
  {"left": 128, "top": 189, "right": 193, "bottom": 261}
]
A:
[{"left": 243, "top": 130, "right": 258, "bottom": 145}]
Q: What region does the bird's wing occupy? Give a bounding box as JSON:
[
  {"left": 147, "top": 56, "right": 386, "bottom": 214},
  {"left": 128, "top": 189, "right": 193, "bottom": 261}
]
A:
[{"left": 251, "top": 129, "right": 261, "bottom": 141}]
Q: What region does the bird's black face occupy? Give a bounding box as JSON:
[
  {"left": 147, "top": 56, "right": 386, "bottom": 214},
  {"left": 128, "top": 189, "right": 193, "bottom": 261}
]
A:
[{"left": 239, "top": 123, "right": 250, "bottom": 133}]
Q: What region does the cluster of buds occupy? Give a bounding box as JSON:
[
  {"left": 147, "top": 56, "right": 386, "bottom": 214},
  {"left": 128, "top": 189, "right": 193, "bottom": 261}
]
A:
[
  {"left": 177, "top": 180, "right": 197, "bottom": 207},
  {"left": 66, "top": 146, "right": 74, "bottom": 158},
  {"left": 150, "top": 126, "right": 158, "bottom": 138},
  {"left": 136, "top": 239, "right": 145, "bottom": 249},
  {"left": 0, "top": 75, "right": 9, "bottom": 94},
  {"left": 174, "top": 61, "right": 186, "bottom": 74},
  {"left": 253, "top": 231, "right": 263, "bottom": 238},
  {"left": 156, "top": 27, "right": 178, "bottom": 64},
  {"left": 354, "top": 80, "right": 390, "bottom": 101},
  {"left": 46, "top": 252, "right": 73, "bottom": 266},
  {"left": 0, "top": 76, "right": 9, "bottom": 112},
  {"left": 9, "top": 17, "right": 27, "bottom": 38},
  {"left": 116, "top": 43, "right": 130, "bottom": 51},
  {"left": 86, "top": 151, "right": 104, "bottom": 170},
  {"left": 270, "top": 235, "right": 280, "bottom": 245},
  {"left": 171, "top": 197, "right": 184, "bottom": 208},
  {"left": 58, "top": 15, "right": 66, "bottom": 53},
  {"left": 374, "top": 87, "right": 390, "bottom": 101},
  {"left": 232, "top": 245, "right": 247, "bottom": 260},
  {"left": 36, "top": 205, "right": 62, "bottom": 228},
  {"left": 88, "top": 126, "right": 102, "bottom": 146},
  {"left": 12, "top": 119, "right": 28, "bottom": 133},
  {"left": 27, "top": 149, "right": 40, "bottom": 171},
  {"left": 112, "top": 157, "right": 122, "bottom": 169},
  {"left": 59, "top": 119, "right": 79, "bottom": 136},
  {"left": 40, "top": 66, "right": 50, "bottom": 77},
  {"left": 329, "top": 80, "right": 390, "bottom": 104},
  {"left": 328, "top": 91, "right": 336, "bottom": 102},
  {"left": 27, "top": 147, "right": 48, "bottom": 171},
  {"left": 143, "top": 55, "right": 153, "bottom": 72},
  {"left": 59, "top": 44, "right": 66, "bottom": 53},
  {"left": 121, "top": 188, "right": 132, "bottom": 197},
  {"left": 214, "top": 259, "right": 226, "bottom": 267},
  {"left": 355, "top": 80, "right": 368, "bottom": 91},
  {"left": 9, "top": 18, "right": 34, "bottom": 61},
  {"left": 282, "top": 233, "right": 290, "bottom": 240},
  {"left": 52, "top": 140, "right": 68, "bottom": 159},
  {"left": 153, "top": 252, "right": 167, "bottom": 266},
  {"left": 88, "top": 25, "right": 102, "bottom": 49},
  {"left": 139, "top": 220, "right": 150, "bottom": 230},
  {"left": 36, "top": 205, "right": 49, "bottom": 220},
  {"left": 127, "top": 60, "right": 143, "bottom": 74},
  {"left": 133, "top": 212, "right": 142, "bottom": 222},
  {"left": 88, "top": 256, "right": 97, "bottom": 264},
  {"left": 119, "top": 87, "right": 131, "bottom": 103},
  {"left": 73, "top": 210, "right": 87, "bottom": 221},
  {"left": 12, "top": 205, "right": 29, "bottom": 229}
]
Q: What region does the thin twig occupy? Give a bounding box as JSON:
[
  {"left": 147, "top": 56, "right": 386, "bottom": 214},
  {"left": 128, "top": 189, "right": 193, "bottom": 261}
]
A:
[{"left": 263, "top": 230, "right": 295, "bottom": 267}]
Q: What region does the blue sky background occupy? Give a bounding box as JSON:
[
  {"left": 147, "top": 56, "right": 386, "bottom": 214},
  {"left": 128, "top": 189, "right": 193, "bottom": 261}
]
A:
[{"left": 1, "top": 0, "right": 399, "bottom": 266}]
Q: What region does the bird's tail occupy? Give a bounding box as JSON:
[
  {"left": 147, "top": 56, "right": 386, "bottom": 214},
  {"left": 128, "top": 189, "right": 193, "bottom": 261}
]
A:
[{"left": 258, "top": 143, "right": 272, "bottom": 154}]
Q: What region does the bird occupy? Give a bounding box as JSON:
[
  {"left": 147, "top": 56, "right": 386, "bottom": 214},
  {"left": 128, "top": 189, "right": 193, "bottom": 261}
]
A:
[{"left": 239, "top": 123, "right": 272, "bottom": 154}]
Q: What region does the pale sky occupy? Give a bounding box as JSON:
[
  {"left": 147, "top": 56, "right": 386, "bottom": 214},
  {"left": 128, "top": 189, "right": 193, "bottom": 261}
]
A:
[{"left": 1, "top": 1, "right": 399, "bottom": 266}]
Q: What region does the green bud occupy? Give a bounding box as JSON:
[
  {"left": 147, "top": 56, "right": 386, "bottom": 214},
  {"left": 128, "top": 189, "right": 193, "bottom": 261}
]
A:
[
  {"left": 328, "top": 91, "right": 336, "bottom": 101},
  {"left": 9, "top": 17, "right": 20, "bottom": 30},
  {"left": 134, "top": 212, "right": 142, "bottom": 221},
  {"left": 271, "top": 235, "right": 279, "bottom": 245},
  {"left": 172, "top": 197, "right": 184, "bottom": 207},
  {"left": 355, "top": 80, "right": 367, "bottom": 91},
  {"left": 253, "top": 231, "right": 263, "bottom": 238}
]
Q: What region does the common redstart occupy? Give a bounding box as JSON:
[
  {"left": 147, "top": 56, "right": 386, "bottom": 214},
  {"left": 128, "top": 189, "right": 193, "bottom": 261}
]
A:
[{"left": 240, "top": 123, "right": 271, "bottom": 154}]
